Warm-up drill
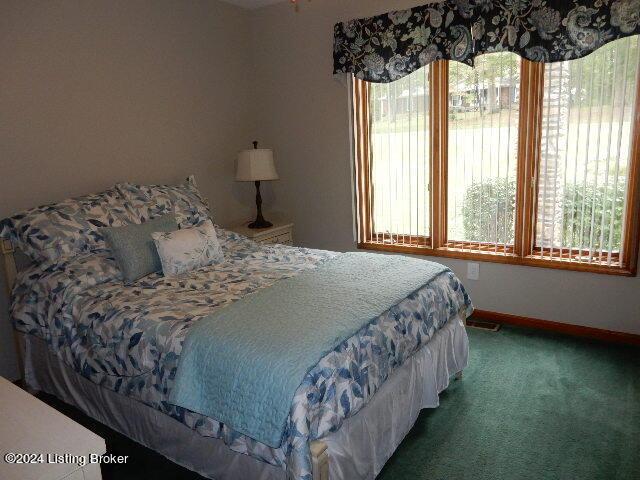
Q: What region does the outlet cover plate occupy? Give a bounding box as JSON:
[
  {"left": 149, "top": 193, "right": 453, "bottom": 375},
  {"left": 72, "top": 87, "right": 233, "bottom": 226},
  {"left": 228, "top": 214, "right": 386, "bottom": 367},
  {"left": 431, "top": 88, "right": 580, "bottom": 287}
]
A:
[{"left": 467, "top": 262, "right": 479, "bottom": 280}]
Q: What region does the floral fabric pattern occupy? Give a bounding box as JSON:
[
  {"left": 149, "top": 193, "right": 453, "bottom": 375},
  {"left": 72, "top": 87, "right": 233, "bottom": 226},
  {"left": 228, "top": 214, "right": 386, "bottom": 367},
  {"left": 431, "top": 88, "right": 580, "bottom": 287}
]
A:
[
  {"left": 334, "top": 1, "right": 474, "bottom": 83},
  {"left": 11, "top": 228, "right": 473, "bottom": 480},
  {"left": 0, "top": 176, "right": 211, "bottom": 267},
  {"left": 116, "top": 175, "right": 211, "bottom": 228},
  {"left": 152, "top": 220, "right": 224, "bottom": 277},
  {"left": 334, "top": 0, "right": 640, "bottom": 83},
  {"left": 0, "top": 188, "right": 135, "bottom": 265}
]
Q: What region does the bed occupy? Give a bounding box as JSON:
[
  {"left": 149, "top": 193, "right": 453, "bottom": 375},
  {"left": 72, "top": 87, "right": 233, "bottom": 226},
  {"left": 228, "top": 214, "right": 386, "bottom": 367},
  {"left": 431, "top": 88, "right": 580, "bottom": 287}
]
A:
[{"left": 0, "top": 178, "right": 472, "bottom": 480}]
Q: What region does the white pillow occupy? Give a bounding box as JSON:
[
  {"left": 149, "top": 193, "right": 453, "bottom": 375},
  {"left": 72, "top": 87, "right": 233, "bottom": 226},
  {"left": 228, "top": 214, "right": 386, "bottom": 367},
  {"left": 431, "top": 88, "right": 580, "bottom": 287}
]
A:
[{"left": 151, "top": 220, "right": 223, "bottom": 277}]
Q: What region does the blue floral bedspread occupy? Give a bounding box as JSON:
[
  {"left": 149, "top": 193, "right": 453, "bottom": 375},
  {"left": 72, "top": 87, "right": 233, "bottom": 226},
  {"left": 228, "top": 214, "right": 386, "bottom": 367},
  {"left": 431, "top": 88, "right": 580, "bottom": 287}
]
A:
[{"left": 11, "top": 228, "right": 473, "bottom": 480}]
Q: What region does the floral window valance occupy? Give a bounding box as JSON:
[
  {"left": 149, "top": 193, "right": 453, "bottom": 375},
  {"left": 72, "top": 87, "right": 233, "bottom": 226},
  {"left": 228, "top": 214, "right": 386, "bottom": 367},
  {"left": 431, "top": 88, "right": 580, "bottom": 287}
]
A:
[{"left": 333, "top": 0, "right": 640, "bottom": 83}]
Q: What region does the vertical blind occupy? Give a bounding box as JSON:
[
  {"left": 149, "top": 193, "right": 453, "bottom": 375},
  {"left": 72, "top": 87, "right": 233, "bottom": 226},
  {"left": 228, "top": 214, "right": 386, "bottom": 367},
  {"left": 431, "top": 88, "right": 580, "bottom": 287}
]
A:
[
  {"left": 368, "top": 67, "right": 431, "bottom": 245},
  {"left": 447, "top": 53, "right": 521, "bottom": 253},
  {"left": 535, "top": 36, "right": 640, "bottom": 265},
  {"left": 355, "top": 34, "right": 640, "bottom": 273}
]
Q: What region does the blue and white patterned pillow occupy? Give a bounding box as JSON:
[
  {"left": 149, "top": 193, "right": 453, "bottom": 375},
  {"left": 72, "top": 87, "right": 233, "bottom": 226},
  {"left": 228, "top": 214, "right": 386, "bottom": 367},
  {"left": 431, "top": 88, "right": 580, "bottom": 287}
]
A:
[
  {"left": 151, "top": 220, "right": 223, "bottom": 277},
  {"left": 116, "top": 176, "right": 211, "bottom": 228},
  {"left": 0, "top": 187, "right": 136, "bottom": 264}
]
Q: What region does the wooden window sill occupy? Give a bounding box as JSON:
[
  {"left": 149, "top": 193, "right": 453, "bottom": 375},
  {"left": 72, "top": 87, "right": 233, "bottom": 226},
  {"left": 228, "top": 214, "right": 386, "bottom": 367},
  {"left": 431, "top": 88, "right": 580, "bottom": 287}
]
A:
[{"left": 358, "top": 241, "right": 636, "bottom": 276}]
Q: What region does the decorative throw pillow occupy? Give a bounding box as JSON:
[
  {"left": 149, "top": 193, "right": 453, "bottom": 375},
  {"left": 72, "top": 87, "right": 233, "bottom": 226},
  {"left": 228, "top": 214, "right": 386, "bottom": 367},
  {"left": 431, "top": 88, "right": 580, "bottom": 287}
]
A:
[
  {"left": 102, "top": 214, "right": 178, "bottom": 285},
  {"left": 116, "top": 175, "right": 211, "bottom": 228},
  {"left": 152, "top": 220, "right": 223, "bottom": 277},
  {"left": 0, "top": 187, "right": 136, "bottom": 265}
]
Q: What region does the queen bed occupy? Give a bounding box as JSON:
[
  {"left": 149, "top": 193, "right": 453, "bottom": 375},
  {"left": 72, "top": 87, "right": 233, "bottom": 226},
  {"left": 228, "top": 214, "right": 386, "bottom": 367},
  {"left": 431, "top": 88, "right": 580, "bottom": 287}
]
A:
[{"left": 0, "top": 177, "right": 472, "bottom": 480}]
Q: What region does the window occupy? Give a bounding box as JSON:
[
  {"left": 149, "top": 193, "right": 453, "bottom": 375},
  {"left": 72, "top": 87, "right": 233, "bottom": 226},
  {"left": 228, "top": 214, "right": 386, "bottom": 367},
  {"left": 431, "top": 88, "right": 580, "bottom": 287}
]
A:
[
  {"left": 447, "top": 53, "right": 520, "bottom": 252},
  {"left": 533, "top": 38, "right": 640, "bottom": 267},
  {"left": 353, "top": 36, "right": 640, "bottom": 275},
  {"left": 366, "top": 67, "right": 431, "bottom": 245}
]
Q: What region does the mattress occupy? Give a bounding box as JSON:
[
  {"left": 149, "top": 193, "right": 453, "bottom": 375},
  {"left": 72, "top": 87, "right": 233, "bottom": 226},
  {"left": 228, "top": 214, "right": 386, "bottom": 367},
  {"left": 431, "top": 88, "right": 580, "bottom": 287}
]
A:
[{"left": 10, "top": 227, "right": 473, "bottom": 479}]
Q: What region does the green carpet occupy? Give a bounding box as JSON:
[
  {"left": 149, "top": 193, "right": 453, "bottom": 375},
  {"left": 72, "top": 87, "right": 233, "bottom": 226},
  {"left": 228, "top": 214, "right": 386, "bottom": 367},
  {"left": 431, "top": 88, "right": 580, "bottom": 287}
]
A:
[{"left": 378, "top": 324, "right": 640, "bottom": 480}]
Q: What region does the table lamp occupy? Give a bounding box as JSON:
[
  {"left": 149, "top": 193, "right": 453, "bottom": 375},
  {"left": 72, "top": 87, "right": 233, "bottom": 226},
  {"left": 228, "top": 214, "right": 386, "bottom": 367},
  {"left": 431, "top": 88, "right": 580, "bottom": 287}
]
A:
[{"left": 236, "top": 141, "right": 279, "bottom": 229}]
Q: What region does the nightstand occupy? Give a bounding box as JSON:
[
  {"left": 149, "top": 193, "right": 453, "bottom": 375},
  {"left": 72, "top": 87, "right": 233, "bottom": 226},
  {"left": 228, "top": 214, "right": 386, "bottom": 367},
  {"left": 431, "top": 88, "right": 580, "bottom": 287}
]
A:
[{"left": 229, "top": 220, "right": 294, "bottom": 246}]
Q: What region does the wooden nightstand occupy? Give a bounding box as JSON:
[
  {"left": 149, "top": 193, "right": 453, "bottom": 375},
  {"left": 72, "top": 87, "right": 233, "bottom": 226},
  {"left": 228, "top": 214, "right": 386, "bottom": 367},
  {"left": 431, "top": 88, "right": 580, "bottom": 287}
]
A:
[{"left": 229, "top": 220, "right": 294, "bottom": 246}]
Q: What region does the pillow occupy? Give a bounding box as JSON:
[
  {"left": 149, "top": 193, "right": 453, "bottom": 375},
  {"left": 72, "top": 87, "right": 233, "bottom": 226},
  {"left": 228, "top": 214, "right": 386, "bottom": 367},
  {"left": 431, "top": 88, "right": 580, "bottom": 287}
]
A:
[
  {"left": 152, "top": 220, "right": 223, "bottom": 277},
  {"left": 116, "top": 175, "right": 211, "bottom": 228},
  {"left": 102, "top": 214, "right": 178, "bottom": 284},
  {"left": 0, "top": 187, "right": 136, "bottom": 265}
]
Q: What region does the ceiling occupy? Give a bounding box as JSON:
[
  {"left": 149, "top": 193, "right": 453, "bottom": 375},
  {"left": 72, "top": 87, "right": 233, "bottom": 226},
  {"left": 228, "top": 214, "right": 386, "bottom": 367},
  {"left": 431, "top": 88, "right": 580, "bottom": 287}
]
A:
[{"left": 219, "top": 0, "right": 288, "bottom": 9}]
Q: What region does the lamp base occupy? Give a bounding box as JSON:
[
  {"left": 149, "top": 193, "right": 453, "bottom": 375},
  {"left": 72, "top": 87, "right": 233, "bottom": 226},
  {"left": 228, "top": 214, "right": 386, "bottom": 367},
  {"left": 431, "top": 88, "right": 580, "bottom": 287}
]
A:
[
  {"left": 249, "top": 181, "right": 273, "bottom": 229},
  {"left": 248, "top": 219, "right": 273, "bottom": 229}
]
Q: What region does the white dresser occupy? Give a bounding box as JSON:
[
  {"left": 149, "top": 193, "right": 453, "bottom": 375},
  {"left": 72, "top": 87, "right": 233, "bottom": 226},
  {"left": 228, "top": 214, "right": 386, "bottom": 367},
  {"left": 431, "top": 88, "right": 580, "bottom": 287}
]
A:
[
  {"left": 0, "top": 377, "right": 106, "bottom": 480},
  {"left": 229, "top": 220, "right": 294, "bottom": 246}
]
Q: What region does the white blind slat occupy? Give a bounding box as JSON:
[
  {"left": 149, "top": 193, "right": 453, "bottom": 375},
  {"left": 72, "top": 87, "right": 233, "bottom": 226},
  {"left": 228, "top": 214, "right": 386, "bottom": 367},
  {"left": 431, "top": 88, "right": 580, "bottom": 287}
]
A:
[
  {"left": 537, "top": 35, "right": 639, "bottom": 265},
  {"left": 447, "top": 53, "right": 520, "bottom": 251}
]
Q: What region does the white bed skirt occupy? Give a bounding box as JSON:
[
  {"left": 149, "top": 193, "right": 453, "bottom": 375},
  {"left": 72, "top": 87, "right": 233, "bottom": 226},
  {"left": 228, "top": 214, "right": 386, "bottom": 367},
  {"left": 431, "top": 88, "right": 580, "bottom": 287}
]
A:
[{"left": 23, "top": 317, "right": 468, "bottom": 480}]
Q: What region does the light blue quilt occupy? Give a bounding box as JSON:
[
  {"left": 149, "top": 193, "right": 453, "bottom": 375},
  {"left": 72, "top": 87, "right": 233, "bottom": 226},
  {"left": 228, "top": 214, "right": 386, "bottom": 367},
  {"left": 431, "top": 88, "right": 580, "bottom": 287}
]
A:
[{"left": 169, "top": 252, "right": 449, "bottom": 448}]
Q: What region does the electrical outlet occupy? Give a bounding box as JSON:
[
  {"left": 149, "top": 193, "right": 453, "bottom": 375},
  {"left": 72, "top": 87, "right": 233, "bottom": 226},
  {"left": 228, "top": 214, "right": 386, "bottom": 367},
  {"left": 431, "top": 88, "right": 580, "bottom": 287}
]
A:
[{"left": 467, "top": 262, "right": 479, "bottom": 280}]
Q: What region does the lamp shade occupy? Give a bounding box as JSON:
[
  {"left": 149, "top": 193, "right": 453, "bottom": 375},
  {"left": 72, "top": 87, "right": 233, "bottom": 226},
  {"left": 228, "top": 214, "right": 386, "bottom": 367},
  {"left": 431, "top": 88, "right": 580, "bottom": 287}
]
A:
[{"left": 236, "top": 148, "right": 279, "bottom": 182}]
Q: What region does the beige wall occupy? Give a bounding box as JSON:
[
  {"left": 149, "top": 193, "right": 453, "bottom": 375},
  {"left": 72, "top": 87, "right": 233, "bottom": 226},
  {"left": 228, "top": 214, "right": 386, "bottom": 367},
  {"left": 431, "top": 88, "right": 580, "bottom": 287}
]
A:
[
  {"left": 0, "top": 0, "right": 259, "bottom": 224},
  {"left": 0, "top": 0, "right": 258, "bottom": 379},
  {"left": 248, "top": 0, "right": 640, "bottom": 334}
]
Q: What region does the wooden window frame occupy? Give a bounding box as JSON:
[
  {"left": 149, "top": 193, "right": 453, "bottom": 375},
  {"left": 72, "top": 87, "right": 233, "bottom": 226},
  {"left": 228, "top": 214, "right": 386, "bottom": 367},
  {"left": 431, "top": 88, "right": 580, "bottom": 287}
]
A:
[{"left": 354, "top": 57, "right": 640, "bottom": 276}]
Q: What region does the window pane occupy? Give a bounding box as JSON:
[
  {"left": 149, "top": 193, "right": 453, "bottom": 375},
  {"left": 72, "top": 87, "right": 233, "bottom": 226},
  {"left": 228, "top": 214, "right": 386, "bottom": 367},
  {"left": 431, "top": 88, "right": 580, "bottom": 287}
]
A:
[
  {"left": 447, "top": 53, "right": 520, "bottom": 248},
  {"left": 369, "top": 67, "right": 430, "bottom": 243},
  {"left": 535, "top": 36, "right": 640, "bottom": 264}
]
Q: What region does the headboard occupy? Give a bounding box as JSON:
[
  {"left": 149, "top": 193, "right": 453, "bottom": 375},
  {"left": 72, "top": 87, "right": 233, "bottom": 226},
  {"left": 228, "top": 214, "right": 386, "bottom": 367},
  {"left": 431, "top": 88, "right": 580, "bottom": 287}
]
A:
[
  {"left": 1, "top": 239, "right": 17, "bottom": 296},
  {"left": 1, "top": 239, "right": 24, "bottom": 378}
]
